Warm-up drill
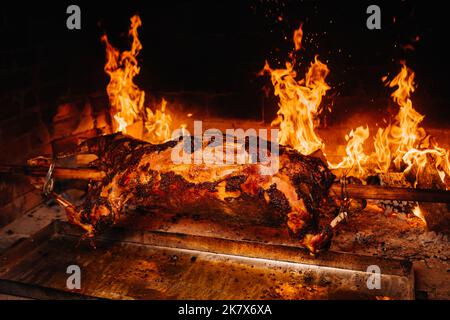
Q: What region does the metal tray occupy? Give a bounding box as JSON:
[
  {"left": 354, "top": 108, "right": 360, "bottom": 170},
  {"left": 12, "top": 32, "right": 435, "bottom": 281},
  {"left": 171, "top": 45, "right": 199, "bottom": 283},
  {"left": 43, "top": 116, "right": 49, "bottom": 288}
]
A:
[{"left": 0, "top": 220, "right": 414, "bottom": 299}]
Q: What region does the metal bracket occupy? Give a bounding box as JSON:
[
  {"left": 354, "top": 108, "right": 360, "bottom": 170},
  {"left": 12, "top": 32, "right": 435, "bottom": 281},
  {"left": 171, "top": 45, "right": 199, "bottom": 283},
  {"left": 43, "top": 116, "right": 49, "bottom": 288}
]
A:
[
  {"left": 43, "top": 161, "right": 55, "bottom": 196},
  {"left": 330, "top": 176, "right": 351, "bottom": 229}
]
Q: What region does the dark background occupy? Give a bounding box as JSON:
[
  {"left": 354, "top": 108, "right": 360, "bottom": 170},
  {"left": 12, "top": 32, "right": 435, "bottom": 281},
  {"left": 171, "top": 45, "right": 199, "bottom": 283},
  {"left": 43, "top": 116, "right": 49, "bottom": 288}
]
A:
[{"left": 1, "top": 0, "right": 449, "bottom": 124}]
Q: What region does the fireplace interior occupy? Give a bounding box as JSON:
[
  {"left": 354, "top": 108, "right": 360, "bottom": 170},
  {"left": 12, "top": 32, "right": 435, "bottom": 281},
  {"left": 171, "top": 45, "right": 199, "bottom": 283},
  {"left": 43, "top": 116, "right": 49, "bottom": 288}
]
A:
[{"left": 0, "top": 1, "right": 449, "bottom": 300}]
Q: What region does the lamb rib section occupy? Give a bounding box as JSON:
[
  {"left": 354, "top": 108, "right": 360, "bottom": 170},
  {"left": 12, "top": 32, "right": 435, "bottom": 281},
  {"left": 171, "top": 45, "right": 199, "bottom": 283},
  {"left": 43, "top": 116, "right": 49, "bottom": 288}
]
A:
[{"left": 66, "top": 133, "right": 336, "bottom": 253}]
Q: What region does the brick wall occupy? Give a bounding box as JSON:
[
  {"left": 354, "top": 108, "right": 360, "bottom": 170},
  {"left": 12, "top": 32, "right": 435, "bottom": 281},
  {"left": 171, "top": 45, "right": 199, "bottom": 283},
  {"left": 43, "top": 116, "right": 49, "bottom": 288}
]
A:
[{"left": 0, "top": 6, "right": 110, "bottom": 227}]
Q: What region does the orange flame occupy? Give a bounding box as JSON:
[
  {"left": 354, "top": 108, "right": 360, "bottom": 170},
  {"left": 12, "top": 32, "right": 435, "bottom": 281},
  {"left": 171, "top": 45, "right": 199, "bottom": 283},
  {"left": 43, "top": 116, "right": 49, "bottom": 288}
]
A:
[
  {"left": 373, "top": 127, "right": 392, "bottom": 173},
  {"left": 101, "top": 15, "right": 145, "bottom": 134},
  {"left": 333, "top": 62, "right": 449, "bottom": 188},
  {"left": 375, "top": 63, "right": 449, "bottom": 186},
  {"left": 386, "top": 63, "right": 426, "bottom": 170},
  {"left": 329, "top": 126, "right": 370, "bottom": 177},
  {"left": 293, "top": 23, "right": 304, "bottom": 51},
  {"left": 144, "top": 98, "right": 173, "bottom": 144},
  {"left": 263, "top": 24, "right": 330, "bottom": 155},
  {"left": 102, "top": 15, "right": 174, "bottom": 143}
]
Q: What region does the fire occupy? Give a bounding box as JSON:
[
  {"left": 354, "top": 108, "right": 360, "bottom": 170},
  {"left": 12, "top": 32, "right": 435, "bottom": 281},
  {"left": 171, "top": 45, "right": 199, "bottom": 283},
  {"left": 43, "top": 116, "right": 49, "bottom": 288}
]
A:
[
  {"left": 331, "top": 62, "right": 449, "bottom": 188},
  {"left": 373, "top": 127, "right": 392, "bottom": 173},
  {"left": 263, "top": 24, "right": 449, "bottom": 189},
  {"left": 330, "top": 126, "right": 370, "bottom": 178},
  {"left": 101, "top": 15, "right": 145, "bottom": 134},
  {"left": 293, "top": 23, "right": 304, "bottom": 51},
  {"left": 263, "top": 24, "right": 330, "bottom": 155},
  {"left": 102, "top": 15, "right": 174, "bottom": 143},
  {"left": 375, "top": 63, "right": 450, "bottom": 186},
  {"left": 384, "top": 63, "right": 425, "bottom": 171},
  {"left": 144, "top": 98, "right": 173, "bottom": 144},
  {"left": 402, "top": 146, "right": 450, "bottom": 188}
]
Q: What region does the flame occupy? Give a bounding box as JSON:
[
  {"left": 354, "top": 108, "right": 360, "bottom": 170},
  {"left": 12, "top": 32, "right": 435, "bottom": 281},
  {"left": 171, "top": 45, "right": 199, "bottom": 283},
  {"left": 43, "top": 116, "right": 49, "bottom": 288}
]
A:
[
  {"left": 101, "top": 15, "right": 145, "bottom": 134},
  {"left": 332, "top": 62, "right": 449, "bottom": 187},
  {"left": 329, "top": 126, "right": 370, "bottom": 177},
  {"left": 144, "top": 98, "right": 173, "bottom": 144},
  {"left": 373, "top": 127, "right": 392, "bottom": 173},
  {"left": 402, "top": 147, "right": 450, "bottom": 188},
  {"left": 293, "top": 23, "right": 304, "bottom": 51},
  {"left": 386, "top": 63, "right": 426, "bottom": 170},
  {"left": 263, "top": 24, "right": 330, "bottom": 155},
  {"left": 102, "top": 15, "right": 174, "bottom": 143},
  {"left": 375, "top": 63, "right": 450, "bottom": 186},
  {"left": 114, "top": 114, "right": 129, "bottom": 133}
]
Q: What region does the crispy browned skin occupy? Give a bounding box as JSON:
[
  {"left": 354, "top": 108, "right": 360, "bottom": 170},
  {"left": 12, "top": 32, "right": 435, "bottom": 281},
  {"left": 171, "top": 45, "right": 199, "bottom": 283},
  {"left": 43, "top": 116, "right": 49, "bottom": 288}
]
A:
[{"left": 68, "top": 133, "right": 335, "bottom": 253}]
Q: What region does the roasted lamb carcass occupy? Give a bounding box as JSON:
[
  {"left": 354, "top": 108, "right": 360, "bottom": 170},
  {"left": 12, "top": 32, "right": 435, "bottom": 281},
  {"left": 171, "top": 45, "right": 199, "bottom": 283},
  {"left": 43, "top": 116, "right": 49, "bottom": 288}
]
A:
[{"left": 64, "top": 133, "right": 336, "bottom": 253}]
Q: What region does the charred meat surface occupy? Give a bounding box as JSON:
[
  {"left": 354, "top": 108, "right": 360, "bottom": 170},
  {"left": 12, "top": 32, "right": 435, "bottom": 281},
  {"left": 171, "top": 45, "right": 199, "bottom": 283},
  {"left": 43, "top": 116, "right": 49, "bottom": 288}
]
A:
[{"left": 68, "top": 133, "right": 335, "bottom": 253}]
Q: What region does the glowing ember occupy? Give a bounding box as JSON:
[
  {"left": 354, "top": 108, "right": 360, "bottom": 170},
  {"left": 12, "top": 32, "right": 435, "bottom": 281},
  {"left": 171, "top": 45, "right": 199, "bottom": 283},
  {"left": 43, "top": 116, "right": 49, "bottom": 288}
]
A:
[
  {"left": 101, "top": 15, "right": 145, "bottom": 134},
  {"left": 102, "top": 15, "right": 174, "bottom": 143},
  {"left": 144, "top": 98, "right": 173, "bottom": 144},
  {"left": 293, "top": 23, "right": 304, "bottom": 51},
  {"left": 262, "top": 24, "right": 330, "bottom": 156}
]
